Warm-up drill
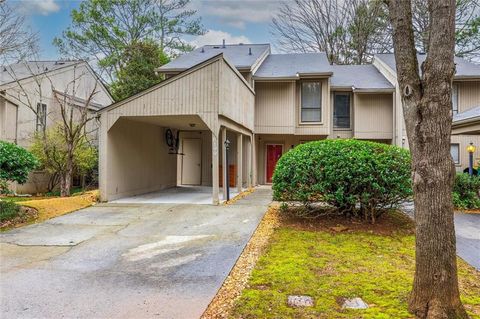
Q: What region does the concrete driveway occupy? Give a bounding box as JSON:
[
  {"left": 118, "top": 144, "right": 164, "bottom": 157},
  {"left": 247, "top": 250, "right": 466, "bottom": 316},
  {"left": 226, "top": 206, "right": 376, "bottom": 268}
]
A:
[{"left": 0, "top": 188, "right": 272, "bottom": 319}]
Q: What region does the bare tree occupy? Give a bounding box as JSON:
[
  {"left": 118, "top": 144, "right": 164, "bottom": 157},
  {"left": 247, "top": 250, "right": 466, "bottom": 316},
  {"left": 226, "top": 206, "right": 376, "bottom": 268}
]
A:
[
  {"left": 4, "top": 62, "right": 101, "bottom": 196},
  {"left": 387, "top": 0, "right": 468, "bottom": 318},
  {"left": 271, "top": 0, "right": 391, "bottom": 64},
  {"left": 412, "top": 0, "right": 480, "bottom": 60},
  {"left": 0, "top": 0, "right": 38, "bottom": 64}
]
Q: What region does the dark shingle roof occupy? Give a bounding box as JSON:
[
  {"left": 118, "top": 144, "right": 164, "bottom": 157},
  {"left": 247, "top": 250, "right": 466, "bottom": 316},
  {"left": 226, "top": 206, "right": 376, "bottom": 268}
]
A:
[
  {"left": 375, "top": 53, "right": 480, "bottom": 78},
  {"left": 157, "top": 44, "right": 270, "bottom": 72},
  {"left": 330, "top": 65, "right": 394, "bottom": 90},
  {"left": 453, "top": 106, "right": 480, "bottom": 123},
  {"left": 253, "top": 53, "right": 331, "bottom": 79}
]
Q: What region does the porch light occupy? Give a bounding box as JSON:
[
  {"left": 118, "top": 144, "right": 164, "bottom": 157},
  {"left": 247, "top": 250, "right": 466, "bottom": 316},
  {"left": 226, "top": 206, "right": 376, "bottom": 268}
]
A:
[
  {"left": 467, "top": 142, "right": 476, "bottom": 154},
  {"left": 467, "top": 142, "right": 476, "bottom": 176}
]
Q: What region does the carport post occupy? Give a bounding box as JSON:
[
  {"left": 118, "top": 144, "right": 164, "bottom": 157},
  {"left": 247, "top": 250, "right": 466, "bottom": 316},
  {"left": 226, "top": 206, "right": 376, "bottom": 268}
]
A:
[
  {"left": 237, "top": 133, "right": 243, "bottom": 193},
  {"left": 212, "top": 132, "right": 220, "bottom": 205},
  {"left": 221, "top": 127, "right": 227, "bottom": 201}
]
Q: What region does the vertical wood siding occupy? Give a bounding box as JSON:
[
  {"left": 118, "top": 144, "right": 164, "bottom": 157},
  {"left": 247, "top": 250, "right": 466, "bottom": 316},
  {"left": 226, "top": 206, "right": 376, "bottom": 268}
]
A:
[
  {"left": 457, "top": 80, "right": 480, "bottom": 113},
  {"left": 354, "top": 93, "right": 393, "bottom": 140},
  {"left": 254, "top": 81, "right": 295, "bottom": 134}
]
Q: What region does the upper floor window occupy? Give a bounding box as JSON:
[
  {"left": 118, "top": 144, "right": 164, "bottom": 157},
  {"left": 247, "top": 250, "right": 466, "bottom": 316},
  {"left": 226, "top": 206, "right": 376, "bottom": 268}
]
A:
[
  {"left": 36, "top": 102, "right": 47, "bottom": 132},
  {"left": 452, "top": 84, "right": 458, "bottom": 114},
  {"left": 450, "top": 143, "right": 460, "bottom": 164},
  {"left": 333, "top": 93, "right": 351, "bottom": 128},
  {"left": 301, "top": 82, "right": 321, "bottom": 122}
]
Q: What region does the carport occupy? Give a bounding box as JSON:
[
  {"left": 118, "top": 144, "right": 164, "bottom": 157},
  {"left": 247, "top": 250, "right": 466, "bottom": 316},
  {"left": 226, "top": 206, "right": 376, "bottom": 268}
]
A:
[{"left": 98, "top": 54, "right": 255, "bottom": 204}]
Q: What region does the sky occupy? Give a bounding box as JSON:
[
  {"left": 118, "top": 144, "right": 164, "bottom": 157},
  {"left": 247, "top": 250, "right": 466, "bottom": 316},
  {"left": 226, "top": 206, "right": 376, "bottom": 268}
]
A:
[{"left": 13, "top": 0, "right": 282, "bottom": 60}]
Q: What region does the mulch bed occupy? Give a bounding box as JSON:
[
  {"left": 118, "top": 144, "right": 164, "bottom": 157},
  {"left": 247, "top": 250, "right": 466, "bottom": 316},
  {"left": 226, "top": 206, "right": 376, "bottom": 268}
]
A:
[{"left": 0, "top": 206, "right": 38, "bottom": 230}]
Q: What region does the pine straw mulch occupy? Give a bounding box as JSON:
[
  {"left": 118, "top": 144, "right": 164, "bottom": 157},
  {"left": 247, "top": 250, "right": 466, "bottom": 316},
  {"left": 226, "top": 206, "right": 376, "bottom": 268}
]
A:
[
  {"left": 223, "top": 188, "right": 256, "bottom": 205},
  {"left": 201, "top": 204, "right": 281, "bottom": 319}
]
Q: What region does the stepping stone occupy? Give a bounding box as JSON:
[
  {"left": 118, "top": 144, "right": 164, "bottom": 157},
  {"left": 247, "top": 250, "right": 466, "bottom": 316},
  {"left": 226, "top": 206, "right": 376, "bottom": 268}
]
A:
[
  {"left": 287, "top": 295, "right": 314, "bottom": 308},
  {"left": 342, "top": 297, "right": 368, "bottom": 309}
]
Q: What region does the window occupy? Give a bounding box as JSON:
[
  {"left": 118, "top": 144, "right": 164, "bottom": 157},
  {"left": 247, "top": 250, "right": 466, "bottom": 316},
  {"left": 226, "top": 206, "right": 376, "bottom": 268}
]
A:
[
  {"left": 301, "top": 82, "right": 321, "bottom": 122},
  {"left": 450, "top": 143, "right": 460, "bottom": 164},
  {"left": 36, "top": 103, "right": 47, "bottom": 132},
  {"left": 333, "top": 93, "right": 351, "bottom": 128},
  {"left": 452, "top": 84, "right": 458, "bottom": 114}
]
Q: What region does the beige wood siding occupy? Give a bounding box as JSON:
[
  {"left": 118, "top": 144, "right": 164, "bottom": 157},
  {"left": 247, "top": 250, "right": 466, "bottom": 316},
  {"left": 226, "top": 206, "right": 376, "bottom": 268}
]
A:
[
  {"left": 456, "top": 80, "right": 480, "bottom": 113},
  {"left": 105, "top": 59, "right": 221, "bottom": 132},
  {"left": 254, "top": 81, "right": 295, "bottom": 134},
  {"left": 106, "top": 118, "right": 177, "bottom": 200},
  {"left": 354, "top": 93, "right": 393, "bottom": 140},
  {"left": 219, "top": 61, "right": 255, "bottom": 131},
  {"left": 0, "top": 97, "right": 17, "bottom": 143},
  {"left": 451, "top": 134, "right": 480, "bottom": 171},
  {"left": 295, "top": 78, "right": 331, "bottom": 135}
]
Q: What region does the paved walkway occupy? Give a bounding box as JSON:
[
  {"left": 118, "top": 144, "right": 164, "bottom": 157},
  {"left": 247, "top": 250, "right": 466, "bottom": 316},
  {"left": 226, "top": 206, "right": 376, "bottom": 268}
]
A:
[
  {"left": 0, "top": 187, "right": 272, "bottom": 319},
  {"left": 401, "top": 202, "right": 480, "bottom": 270}
]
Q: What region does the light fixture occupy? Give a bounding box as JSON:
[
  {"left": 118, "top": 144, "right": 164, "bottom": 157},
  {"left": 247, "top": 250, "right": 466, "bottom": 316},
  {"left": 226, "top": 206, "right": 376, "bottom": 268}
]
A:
[
  {"left": 467, "top": 142, "right": 476, "bottom": 153},
  {"left": 189, "top": 123, "right": 196, "bottom": 128}
]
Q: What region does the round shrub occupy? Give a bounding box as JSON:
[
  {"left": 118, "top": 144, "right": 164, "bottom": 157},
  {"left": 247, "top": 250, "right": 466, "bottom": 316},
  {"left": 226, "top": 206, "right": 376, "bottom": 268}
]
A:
[
  {"left": 272, "top": 139, "right": 412, "bottom": 222},
  {"left": 0, "top": 141, "right": 38, "bottom": 186},
  {"left": 452, "top": 173, "right": 480, "bottom": 209}
]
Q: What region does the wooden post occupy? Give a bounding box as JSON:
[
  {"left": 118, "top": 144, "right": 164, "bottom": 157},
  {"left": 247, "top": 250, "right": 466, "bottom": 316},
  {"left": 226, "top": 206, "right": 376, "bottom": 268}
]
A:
[
  {"left": 221, "top": 127, "right": 227, "bottom": 201},
  {"left": 211, "top": 130, "right": 219, "bottom": 205},
  {"left": 236, "top": 132, "right": 243, "bottom": 193}
]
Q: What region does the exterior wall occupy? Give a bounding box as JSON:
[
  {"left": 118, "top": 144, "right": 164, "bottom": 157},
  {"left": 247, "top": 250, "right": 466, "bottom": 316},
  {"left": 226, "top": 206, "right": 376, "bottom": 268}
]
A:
[
  {"left": 106, "top": 118, "right": 177, "bottom": 200},
  {"left": 254, "top": 81, "right": 296, "bottom": 134},
  {"left": 456, "top": 80, "right": 480, "bottom": 113},
  {"left": 2, "top": 62, "right": 112, "bottom": 148},
  {"left": 254, "top": 78, "right": 330, "bottom": 136},
  {"left": 177, "top": 130, "right": 213, "bottom": 186},
  {"left": 451, "top": 135, "right": 480, "bottom": 172},
  {"left": 219, "top": 61, "right": 255, "bottom": 131},
  {"left": 0, "top": 97, "right": 18, "bottom": 143},
  {"left": 255, "top": 134, "right": 326, "bottom": 184},
  {"left": 354, "top": 93, "right": 393, "bottom": 140}
]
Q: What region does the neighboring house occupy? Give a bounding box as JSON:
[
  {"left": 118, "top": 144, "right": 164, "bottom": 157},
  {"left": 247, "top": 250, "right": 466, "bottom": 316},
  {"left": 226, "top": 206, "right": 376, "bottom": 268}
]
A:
[
  {"left": 97, "top": 43, "right": 480, "bottom": 204},
  {"left": 0, "top": 61, "right": 113, "bottom": 193},
  {"left": 373, "top": 54, "right": 480, "bottom": 172}
]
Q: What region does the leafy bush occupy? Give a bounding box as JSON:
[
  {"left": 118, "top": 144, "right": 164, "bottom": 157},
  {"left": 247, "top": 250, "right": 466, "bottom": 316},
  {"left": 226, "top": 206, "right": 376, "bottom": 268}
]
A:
[
  {"left": 272, "top": 139, "right": 412, "bottom": 222},
  {"left": 0, "top": 201, "right": 21, "bottom": 222},
  {"left": 0, "top": 141, "right": 38, "bottom": 193},
  {"left": 452, "top": 173, "right": 480, "bottom": 209}
]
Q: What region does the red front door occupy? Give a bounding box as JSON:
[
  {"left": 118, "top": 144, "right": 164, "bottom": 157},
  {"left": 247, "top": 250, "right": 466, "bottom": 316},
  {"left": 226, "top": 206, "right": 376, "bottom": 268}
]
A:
[{"left": 266, "top": 144, "right": 283, "bottom": 183}]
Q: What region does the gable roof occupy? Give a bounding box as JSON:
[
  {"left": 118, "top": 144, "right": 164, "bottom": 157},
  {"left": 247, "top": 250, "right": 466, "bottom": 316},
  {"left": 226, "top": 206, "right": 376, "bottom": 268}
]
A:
[
  {"left": 253, "top": 53, "right": 332, "bottom": 79},
  {"left": 1, "top": 60, "right": 81, "bottom": 86},
  {"left": 453, "top": 106, "right": 480, "bottom": 123},
  {"left": 157, "top": 44, "right": 270, "bottom": 73},
  {"left": 374, "top": 53, "right": 480, "bottom": 79},
  {"left": 330, "top": 65, "right": 394, "bottom": 91}
]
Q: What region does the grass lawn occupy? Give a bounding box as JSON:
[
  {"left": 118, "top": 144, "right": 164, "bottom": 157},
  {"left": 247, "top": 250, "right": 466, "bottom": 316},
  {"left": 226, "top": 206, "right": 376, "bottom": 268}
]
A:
[
  {"left": 231, "top": 210, "right": 480, "bottom": 319},
  {"left": 0, "top": 190, "right": 99, "bottom": 231}
]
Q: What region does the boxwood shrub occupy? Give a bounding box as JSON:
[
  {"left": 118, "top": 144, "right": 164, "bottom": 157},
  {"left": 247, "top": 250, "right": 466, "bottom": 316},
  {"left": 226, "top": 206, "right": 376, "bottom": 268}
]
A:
[
  {"left": 0, "top": 141, "right": 38, "bottom": 194},
  {"left": 272, "top": 139, "right": 412, "bottom": 222},
  {"left": 453, "top": 173, "right": 480, "bottom": 209}
]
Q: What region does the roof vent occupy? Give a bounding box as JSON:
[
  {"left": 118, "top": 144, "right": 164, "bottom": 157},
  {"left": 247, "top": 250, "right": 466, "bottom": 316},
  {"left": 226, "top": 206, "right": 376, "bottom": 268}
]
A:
[
  {"left": 239, "top": 43, "right": 244, "bottom": 45},
  {"left": 222, "top": 39, "right": 226, "bottom": 48},
  {"left": 201, "top": 47, "right": 205, "bottom": 53},
  {"left": 248, "top": 48, "right": 252, "bottom": 55},
  {"left": 213, "top": 46, "right": 220, "bottom": 49},
  {"left": 2, "top": 67, "right": 6, "bottom": 72},
  {"left": 54, "top": 61, "right": 65, "bottom": 65}
]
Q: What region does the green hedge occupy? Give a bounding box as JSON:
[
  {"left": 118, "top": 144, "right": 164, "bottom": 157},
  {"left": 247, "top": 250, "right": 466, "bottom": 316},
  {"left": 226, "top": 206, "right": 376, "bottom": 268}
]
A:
[
  {"left": 0, "top": 201, "right": 21, "bottom": 223},
  {"left": 453, "top": 173, "right": 480, "bottom": 209},
  {"left": 0, "top": 141, "right": 38, "bottom": 185},
  {"left": 272, "top": 139, "right": 412, "bottom": 222}
]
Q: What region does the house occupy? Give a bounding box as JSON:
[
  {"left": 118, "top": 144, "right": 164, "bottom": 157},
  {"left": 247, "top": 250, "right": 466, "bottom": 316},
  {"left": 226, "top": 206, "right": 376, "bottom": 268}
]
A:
[
  {"left": 97, "top": 43, "right": 480, "bottom": 204},
  {"left": 0, "top": 60, "right": 113, "bottom": 193},
  {"left": 373, "top": 53, "right": 480, "bottom": 170}
]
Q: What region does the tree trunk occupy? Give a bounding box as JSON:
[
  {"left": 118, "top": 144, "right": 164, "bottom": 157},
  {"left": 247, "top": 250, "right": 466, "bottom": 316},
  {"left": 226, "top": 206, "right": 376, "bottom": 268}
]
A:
[
  {"left": 387, "top": 0, "right": 468, "bottom": 318},
  {"left": 60, "top": 144, "right": 74, "bottom": 197}
]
